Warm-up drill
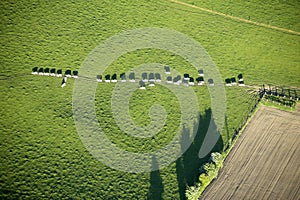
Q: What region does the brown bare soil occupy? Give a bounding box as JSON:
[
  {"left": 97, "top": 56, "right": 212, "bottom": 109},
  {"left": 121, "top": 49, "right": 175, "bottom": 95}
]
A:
[{"left": 201, "top": 106, "right": 300, "bottom": 200}]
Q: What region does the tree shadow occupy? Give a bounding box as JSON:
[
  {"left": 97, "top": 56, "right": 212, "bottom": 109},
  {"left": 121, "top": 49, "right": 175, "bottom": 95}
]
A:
[
  {"left": 176, "top": 108, "right": 223, "bottom": 199},
  {"left": 145, "top": 108, "right": 223, "bottom": 200},
  {"left": 148, "top": 155, "right": 164, "bottom": 200}
]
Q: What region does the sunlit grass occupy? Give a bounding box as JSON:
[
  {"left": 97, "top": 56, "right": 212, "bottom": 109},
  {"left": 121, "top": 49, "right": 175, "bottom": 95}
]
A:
[{"left": 0, "top": 0, "right": 299, "bottom": 199}]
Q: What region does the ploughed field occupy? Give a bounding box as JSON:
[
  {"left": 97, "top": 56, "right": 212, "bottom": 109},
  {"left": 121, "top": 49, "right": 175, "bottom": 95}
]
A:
[{"left": 201, "top": 106, "right": 300, "bottom": 200}]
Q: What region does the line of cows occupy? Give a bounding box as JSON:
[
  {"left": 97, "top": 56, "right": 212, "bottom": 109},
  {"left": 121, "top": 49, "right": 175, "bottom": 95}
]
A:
[
  {"left": 31, "top": 67, "right": 78, "bottom": 78},
  {"left": 225, "top": 74, "right": 245, "bottom": 86},
  {"left": 97, "top": 72, "right": 209, "bottom": 88},
  {"left": 32, "top": 66, "right": 245, "bottom": 88},
  {"left": 96, "top": 67, "right": 245, "bottom": 88}
]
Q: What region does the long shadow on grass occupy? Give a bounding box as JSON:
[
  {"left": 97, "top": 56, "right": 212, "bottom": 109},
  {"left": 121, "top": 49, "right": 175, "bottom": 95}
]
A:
[
  {"left": 176, "top": 108, "right": 223, "bottom": 200},
  {"left": 148, "top": 155, "right": 164, "bottom": 200}
]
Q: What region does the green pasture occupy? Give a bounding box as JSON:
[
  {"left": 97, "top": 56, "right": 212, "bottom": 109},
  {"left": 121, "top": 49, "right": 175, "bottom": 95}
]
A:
[{"left": 0, "top": 0, "right": 299, "bottom": 199}]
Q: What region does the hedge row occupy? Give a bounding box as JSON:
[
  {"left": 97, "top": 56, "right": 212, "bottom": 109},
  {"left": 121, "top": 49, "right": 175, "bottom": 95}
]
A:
[{"left": 185, "top": 152, "right": 223, "bottom": 200}]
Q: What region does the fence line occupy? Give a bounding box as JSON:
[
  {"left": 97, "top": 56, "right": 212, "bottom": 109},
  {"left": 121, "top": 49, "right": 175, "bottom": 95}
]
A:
[{"left": 225, "top": 84, "right": 299, "bottom": 151}]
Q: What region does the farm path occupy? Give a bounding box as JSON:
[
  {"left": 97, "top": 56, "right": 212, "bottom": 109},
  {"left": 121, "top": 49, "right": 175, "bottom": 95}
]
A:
[{"left": 166, "top": 0, "right": 300, "bottom": 36}]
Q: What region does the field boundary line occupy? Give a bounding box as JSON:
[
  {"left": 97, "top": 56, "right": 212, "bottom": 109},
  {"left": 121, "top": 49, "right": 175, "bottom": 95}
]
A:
[{"left": 166, "top": 0, "right": 300, "bottom": 36}]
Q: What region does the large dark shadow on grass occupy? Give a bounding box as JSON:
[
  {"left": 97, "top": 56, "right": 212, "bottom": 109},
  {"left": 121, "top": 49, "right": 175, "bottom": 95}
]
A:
[
  {"left": 176, "top": 108, "right": 223, "bottom": 200},
  {"left": 147, "top": 155, "right": 164, "bottom": 200},
  {"left": 145, "top": 108, "right": 223, "bottom": 200}
]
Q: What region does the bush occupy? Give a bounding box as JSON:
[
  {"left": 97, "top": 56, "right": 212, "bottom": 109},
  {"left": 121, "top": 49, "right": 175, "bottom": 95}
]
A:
[
  {"left": 211, "top": 152, "right": 223, "bottom": 169},
  {"left": 185, "top": 183, "right": 202, "bottom": 200},
  {"left": 186, "top": 152, "right": 224, "bottom": 200}
]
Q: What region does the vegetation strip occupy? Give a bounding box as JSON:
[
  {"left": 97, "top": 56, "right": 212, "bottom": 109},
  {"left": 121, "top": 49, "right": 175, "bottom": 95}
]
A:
[{"left": 166, "top": 0, "right": 300, "bottom": 36}]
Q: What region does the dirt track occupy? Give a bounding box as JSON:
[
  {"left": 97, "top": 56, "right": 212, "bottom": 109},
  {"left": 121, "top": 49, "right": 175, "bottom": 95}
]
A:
[
  {"left": 167, "top": 0, "right": 300, "bottom": 36},
  {"left": 201, "top": 106, "right": 300, "bottom": 200}
]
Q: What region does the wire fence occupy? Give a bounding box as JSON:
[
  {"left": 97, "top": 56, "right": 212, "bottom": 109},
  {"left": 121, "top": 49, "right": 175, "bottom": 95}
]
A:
[
  {"left": 224, "top": 84, "right": 299, "bottom": 151},
  {"left": 260, "top": 84, "right": 299, "bottom": 101}
]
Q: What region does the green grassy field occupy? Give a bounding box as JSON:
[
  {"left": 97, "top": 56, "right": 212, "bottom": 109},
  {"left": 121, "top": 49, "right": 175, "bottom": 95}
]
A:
[{"left": 0, "top": 0, "right": 299, "bottom": 199}]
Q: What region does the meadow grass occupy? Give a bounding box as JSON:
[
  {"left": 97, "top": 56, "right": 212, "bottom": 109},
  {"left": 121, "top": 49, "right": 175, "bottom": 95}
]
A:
[{"left": 0, "top": 0, "right": 299, "bottom": 199}]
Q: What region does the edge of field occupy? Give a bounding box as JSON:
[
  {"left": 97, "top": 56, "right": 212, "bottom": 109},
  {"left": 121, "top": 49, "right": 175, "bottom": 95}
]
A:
[{"left": 199, "top": 102, "right": 299, "bottom": 198}]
